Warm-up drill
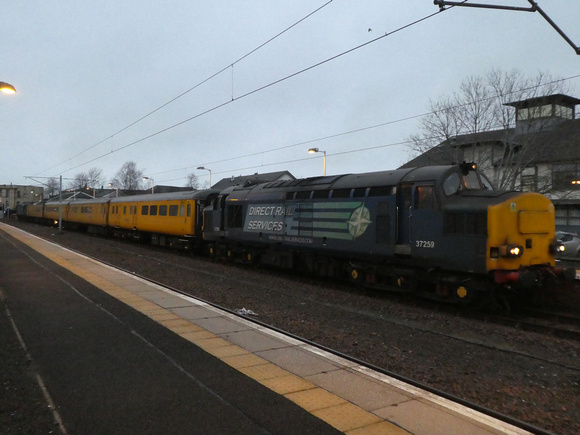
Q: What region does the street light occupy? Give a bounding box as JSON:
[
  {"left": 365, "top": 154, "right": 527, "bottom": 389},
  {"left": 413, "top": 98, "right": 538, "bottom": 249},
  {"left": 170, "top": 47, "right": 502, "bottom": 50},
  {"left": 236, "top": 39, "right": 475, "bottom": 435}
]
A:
[
  {"left": 142, "top": 176, "right": 155, "bottom": 194},
  {"left": 308, "top": 148, "right": 326, "bottom": 176},
  {"left": 108, "top": 183, "right": 119, "bottom": 197},
  {"left": 0, "top": 82, "right": 16, "bottom": 94},
  {"left": 197, "top": 166, "right": 212, "bottom": 188}
]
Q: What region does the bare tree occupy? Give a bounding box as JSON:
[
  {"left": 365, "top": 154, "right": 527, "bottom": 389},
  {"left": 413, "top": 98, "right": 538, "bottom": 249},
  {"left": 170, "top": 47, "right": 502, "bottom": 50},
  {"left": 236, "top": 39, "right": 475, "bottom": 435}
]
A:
[
  {"left": 46, "top": 177, "right": 60, "bottom": 198},
  {"left": 69, "top": 172, "right": 90, "bottom": 190},
  {"left": 185, "top": 173, "right": 200, "bottom": 189},
  {"left": 111, "top": 161, "right": 144, "bottom": 190},
  {"left": 87, "top": 167, "right": 104, "bottom": 189},
  {"left": 408, "top": 69, "right": 570, "bottom": 192}
]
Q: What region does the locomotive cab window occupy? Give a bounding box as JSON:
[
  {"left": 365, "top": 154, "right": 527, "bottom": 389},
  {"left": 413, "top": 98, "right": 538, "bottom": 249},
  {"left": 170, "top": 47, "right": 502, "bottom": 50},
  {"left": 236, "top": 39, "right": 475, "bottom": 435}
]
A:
[
  {"left": 463, "top": 171, "right": 481, "bottom": 189},
  {"left": 443, "top": 173, "right": 461, "bottom": 196},
  {"left": 415, "top": 185, "right": 436, "bottom": 209}
]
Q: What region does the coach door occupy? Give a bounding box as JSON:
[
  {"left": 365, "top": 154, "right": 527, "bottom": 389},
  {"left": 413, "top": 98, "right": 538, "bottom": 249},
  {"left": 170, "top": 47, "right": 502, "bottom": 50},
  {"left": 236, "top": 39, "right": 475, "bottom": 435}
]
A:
[{"left": 395, "top": 184, "right": 413, "bottom": 255}]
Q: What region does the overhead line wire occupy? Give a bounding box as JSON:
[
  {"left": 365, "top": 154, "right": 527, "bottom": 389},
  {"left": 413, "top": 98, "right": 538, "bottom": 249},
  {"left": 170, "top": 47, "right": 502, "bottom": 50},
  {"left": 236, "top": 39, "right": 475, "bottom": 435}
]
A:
[
  {"left": 159, "top": 138, "right": 415, "bottom": 184},
  {"left": 150, "top": 72, "right": 580, "bottom": 179},
  {"left": 37, "top": 1, "right": 334, "bottom": 176},
  {"left": 58, "top": 6, "right": 450, "bottom": 175}
]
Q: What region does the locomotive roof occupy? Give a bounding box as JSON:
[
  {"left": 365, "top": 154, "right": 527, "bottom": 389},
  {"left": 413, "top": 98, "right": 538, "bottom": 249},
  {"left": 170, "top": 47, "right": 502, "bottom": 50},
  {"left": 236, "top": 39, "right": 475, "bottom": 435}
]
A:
[
  {"left": 43, "top": 189, "right": 221, "bottom": 205},
  {"left": 230, "top": 165, "right": 458, "bottom": 195},
  {"left": 109, "top": 189, "right": 221, "bottom": 203}
]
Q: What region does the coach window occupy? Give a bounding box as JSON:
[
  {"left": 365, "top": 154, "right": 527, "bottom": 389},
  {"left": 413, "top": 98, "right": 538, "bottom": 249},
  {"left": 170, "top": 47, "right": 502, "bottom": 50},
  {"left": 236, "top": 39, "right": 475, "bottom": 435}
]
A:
[
  {"left": 169, "top": 205, "right": 179, "bottom": 216},
  {"left": 123, "top": 206, "right": 127, "bottom": 215},
  {"left": 180, "top": 205, "right": 185, "bottom": 216},
  {"left": 142, "top": 205, "right": 149, "bottom": 215},
  {"left": 159, "top": 205, "right": 168, "bottom": 216},
  {"left": 187, "top": 204, "right": 191, "bottom": 217},
  {"left": 150, "top": 205, "right": 158, "bottom": 216}
]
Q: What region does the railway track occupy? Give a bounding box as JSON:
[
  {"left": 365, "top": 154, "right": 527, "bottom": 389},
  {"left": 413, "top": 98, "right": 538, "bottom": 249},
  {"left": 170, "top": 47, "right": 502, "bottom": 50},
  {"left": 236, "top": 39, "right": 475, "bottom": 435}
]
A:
[{"left": 478, "top": 311, "right": 580, "bottom": 343}]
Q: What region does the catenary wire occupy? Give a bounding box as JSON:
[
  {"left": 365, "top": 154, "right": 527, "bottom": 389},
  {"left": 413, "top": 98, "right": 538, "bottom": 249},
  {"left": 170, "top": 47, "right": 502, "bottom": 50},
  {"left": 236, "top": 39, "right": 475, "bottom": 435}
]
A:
[
  {"left": 36, "top": 1, "right": 335, "bottom": 176},
  {"left": 159, "top": 138, "right": 417, "bottom": 184},
  {"left": 47, "top": 5, "right": 452, "bottom": 176},
  {"left": 151, "top": 73, "right": 580, "bottom": 181}
]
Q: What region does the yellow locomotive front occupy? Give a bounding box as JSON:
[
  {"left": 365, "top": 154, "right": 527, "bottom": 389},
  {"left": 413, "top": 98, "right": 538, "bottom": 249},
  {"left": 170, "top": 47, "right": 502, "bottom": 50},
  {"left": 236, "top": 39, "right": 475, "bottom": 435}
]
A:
[{"left": 487, "top": 191, "right": 571, "bottom": 286}]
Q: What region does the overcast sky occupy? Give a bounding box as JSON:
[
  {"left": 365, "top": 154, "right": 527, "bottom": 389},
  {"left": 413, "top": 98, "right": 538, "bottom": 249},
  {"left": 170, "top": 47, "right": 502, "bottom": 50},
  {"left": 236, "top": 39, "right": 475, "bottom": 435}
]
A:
[{"left": 2, "top": 1, "right": 579, "bottom": 189}]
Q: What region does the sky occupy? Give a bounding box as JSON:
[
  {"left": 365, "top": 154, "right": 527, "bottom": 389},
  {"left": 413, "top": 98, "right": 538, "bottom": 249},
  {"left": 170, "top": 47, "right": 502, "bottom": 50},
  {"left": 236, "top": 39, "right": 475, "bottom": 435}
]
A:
[{"left": 2, "top": 0, "right": 579, "bottom": 190}]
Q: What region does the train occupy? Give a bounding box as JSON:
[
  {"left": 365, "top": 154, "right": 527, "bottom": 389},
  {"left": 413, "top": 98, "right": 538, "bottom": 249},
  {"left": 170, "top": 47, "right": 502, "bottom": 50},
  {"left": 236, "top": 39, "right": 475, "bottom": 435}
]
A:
[{"left": 17, "top": 163, "right": 575, "bottom": 309}]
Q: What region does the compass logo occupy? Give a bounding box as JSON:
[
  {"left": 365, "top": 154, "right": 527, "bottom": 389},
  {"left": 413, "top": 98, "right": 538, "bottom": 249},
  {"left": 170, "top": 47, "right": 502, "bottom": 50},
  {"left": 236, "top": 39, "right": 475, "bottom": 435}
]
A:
[{"left": 347, "top": 204, "right": 372, "bottom": 239}]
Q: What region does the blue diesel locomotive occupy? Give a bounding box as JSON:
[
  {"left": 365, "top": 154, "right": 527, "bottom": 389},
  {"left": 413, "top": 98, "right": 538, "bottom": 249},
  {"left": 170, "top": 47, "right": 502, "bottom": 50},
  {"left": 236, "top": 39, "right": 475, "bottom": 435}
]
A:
[{"left": 202, "top": 163, "right": 572, "bottom": 306}]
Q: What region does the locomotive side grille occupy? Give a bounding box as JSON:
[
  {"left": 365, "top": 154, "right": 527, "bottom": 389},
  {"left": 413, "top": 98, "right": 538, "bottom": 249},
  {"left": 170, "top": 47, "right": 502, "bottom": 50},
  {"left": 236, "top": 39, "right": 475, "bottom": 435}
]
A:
[{"left": 444, "top": 212, "right": 487, "bottom": 235}]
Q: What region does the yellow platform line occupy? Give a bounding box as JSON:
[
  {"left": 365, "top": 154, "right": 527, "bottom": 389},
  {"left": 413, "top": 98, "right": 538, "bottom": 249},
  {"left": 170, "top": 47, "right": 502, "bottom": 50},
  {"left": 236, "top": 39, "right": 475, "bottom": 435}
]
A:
[{"left": 0, "top": 224, "right": 409, "bottom": 434}]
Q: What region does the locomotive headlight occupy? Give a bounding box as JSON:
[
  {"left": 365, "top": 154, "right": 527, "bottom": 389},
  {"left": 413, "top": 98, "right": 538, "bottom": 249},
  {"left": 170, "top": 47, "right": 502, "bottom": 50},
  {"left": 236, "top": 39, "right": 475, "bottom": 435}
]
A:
[
  {"left": 549, "top": 242, "right": 565, "bottom": 255},
  {"left": 499, "top": 244, "right": 524, "bottom": 258}
]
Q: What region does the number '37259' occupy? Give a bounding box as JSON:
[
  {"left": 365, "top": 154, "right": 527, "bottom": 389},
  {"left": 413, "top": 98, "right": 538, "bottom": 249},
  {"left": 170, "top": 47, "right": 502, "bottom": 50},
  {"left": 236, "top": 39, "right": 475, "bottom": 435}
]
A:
[{"left": 416, "top": 240, "right": 435, "bottom": 248}]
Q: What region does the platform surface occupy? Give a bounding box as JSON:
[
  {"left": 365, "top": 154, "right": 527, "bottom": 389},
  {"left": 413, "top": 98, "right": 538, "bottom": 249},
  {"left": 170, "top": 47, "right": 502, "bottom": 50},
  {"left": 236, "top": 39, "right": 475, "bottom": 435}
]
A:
[{"left": 0, "top": 223, "right": 532, "bottom": 434}]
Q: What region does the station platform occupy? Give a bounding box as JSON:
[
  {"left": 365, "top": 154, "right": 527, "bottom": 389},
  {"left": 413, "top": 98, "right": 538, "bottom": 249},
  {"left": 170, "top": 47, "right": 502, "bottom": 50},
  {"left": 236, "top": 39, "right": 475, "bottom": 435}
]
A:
[{"left": 0, "top": 223, "right": 532, "bottom": 434}]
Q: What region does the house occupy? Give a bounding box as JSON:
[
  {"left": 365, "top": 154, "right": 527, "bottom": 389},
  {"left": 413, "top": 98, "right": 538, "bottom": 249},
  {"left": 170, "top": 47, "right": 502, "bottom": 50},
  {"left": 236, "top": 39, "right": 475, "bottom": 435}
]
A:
[
  {"left": 401, "top": 94, "right": 580, "bottom": 233},
  {"left": 211, "top": 171, "right": 295, "bottom": 190}
]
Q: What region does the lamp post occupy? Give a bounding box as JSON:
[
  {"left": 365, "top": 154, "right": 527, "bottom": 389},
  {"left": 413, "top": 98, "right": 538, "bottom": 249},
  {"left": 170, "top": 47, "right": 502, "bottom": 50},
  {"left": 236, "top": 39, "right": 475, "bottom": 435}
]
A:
[
  {"left": 308, "top": 148, "right": 326, "bottom": 176},
  {"left": 197, "top": 166, "right": 212, "bottom": 188},
  {"left": 142, "top": 176, "right": 155, "bottom": 194},
  {"left": 108, "top": 183, "right": 119, "bottom": 197},
  {"left": 0, "top": 82, "right": 16, "bottom": 94}
]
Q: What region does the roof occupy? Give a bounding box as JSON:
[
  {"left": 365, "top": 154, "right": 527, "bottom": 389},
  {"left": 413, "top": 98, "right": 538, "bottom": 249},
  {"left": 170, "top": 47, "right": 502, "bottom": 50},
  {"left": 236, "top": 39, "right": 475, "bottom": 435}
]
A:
[
  {"left": 211, "top": 171, "right": 295, "bottom": 190},
  {"left": 505, "top": 93, "right": 580, "bottom": 108},
  {"left": 401, "top": 118, "right": 580, "bottom": 168}
]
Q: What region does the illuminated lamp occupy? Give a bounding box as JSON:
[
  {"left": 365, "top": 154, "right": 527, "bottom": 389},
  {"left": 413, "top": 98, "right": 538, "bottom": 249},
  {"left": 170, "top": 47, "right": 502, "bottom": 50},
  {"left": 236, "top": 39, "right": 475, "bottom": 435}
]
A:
[
  {"left": 549, "top": 241, "right": 565, "bottom": 255},
  {"left": 0, "top": 82, "right": 17, "bottom": 94},
  {"left": 499, "top": 244, "right": 524, "bottom": 258}
]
